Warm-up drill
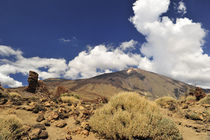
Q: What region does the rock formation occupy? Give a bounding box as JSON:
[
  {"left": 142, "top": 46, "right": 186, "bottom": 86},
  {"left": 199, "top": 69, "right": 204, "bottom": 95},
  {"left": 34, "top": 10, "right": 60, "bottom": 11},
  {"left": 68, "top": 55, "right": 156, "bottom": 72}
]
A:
[
  {"left": 189, "top": 87, "right": 206, "bottom": 101},
  {"left": 26, "top": 71, "right": 39, "bottom": 93}
]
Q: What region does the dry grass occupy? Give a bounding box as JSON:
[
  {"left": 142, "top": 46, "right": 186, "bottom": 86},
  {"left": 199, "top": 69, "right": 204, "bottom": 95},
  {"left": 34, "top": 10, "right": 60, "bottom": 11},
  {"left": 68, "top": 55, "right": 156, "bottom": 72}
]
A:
[
  {"left": 89, "top": 92, "right": 182, "bottom": 140},
  {"left": 61, "top": 92, "right": 80, "bottom": 99},
  {"left": 199, "top": 94, "right": 210, "bottom": 104},
  {"left": 155, "top": 96, "right": 178, "bottom": 111},
  {"left": 61, "top": 96, "right": 79, "bottom": 104},
  {"left": 0, "top": 115, "right": 23, "bottom": 140},
  {"left": 8, "top": 92, "right": 21, "bottom": 98},
  {"left": 185, "top": 96, "right": 196, "bottom": 102}
]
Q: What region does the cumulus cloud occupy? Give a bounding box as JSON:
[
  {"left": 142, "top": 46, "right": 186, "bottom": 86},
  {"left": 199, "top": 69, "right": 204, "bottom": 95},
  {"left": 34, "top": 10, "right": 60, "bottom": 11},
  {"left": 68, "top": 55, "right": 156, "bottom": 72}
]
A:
[
  {"left": 130, "top": 0, "right": 210, "bottom": 87},
  {"left": 0, "top": 45, "right": 68, "bottom": 87},
  {"left": 65, "top": 40, "right": 149, "bottom": 79},
  {"left": 178, "top": 1, "right": 187, "bottom": 15}
]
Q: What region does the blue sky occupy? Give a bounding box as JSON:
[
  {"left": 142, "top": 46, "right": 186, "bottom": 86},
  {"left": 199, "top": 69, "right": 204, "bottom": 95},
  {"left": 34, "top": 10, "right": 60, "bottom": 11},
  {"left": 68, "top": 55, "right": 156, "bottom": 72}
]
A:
[{"left": 0, "top": 0, "right": 210, "bottom": 88}]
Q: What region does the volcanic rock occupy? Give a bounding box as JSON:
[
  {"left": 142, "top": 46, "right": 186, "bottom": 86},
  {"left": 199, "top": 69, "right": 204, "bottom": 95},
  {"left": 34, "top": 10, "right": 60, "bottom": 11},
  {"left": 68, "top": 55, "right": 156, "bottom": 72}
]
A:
[{"left": 26, "top": 71, "right": 39, "bottom": 93}]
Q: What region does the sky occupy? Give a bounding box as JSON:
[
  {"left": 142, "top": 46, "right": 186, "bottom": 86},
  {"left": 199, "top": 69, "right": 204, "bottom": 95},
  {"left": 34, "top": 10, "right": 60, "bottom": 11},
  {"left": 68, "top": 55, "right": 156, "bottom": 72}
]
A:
[{"left": 0, "top": 0, "right": 210, "bottom": 88}]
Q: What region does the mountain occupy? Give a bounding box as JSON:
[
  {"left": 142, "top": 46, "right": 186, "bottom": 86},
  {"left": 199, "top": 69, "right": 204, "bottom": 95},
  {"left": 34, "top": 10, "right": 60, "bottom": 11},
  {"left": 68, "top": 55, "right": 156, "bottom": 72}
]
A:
[{"left": 44, "top": 68, "right": 193, "bottom": 100}]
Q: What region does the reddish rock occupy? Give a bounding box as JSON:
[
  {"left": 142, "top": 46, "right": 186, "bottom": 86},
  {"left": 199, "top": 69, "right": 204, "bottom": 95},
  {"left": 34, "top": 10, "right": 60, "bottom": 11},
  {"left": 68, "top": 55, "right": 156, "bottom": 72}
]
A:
[
  {"left": 189, "top": 87, "right": 206, "bottom": 101},
  {"left": 26, "top": 71, "right": 39, "bottom": 93}
]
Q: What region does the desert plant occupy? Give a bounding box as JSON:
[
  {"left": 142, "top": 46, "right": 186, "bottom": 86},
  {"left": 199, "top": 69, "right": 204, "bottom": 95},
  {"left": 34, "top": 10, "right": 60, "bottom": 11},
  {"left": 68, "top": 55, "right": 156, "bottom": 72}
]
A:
[
  {"left": 61, "top": 96, "right": 79, "bottom": 104},
  {"left": 8, "top": 92, "right": 21, "bottom": 98},
  {"left": 203, "top": 109, "right": 210, "bottom": 122},
  {"left": 0, "top": 116, "right": 23, "bottom": 140},
  {"left": 185, "top": 96, "right": 196, "bottom": 103},
  {"left": 155, "top": 96, "right": 178, "bottom": 111},
  {"left": 199, "top": 94, "right": 210, "bottom": 104},
  {"left": 61, "top": 92, "right": 80, "bottom": 99},
  {"left": 89, "top": 92, "right": 182, "bottom": 140},
  {"left": 185, "top": 112, "right": 202, "bottom": 120}
]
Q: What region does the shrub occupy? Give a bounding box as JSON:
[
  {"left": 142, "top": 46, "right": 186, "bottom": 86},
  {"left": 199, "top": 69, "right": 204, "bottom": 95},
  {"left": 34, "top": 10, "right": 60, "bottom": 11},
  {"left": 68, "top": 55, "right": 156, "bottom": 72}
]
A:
[
  {"left": 203, "top": 109, "right": 210, "bottom": 122},
  {"left": 155, "top": 96, "right": 178, "bottom": 111},
  {"left": 61, "top": 92, "right": 80, "bottom": 99},
  {"left": 199, "top": 94, "right": 210, "bottom": 104},
  {"left": 0, "top": 116, "right": 23, "bottom": 140},
  {"left": 61, "top": 96, "right": 79, "bottom": 104},
  {"left": 185, "top": 96, "right": 196, "bottom": 103},
  {"left": 185, "top": 112, "right": 201, "bottom": 120},
  {"left": 89, "top": 92, "right": 182, "bottom": 140},
  {"left": 8, "top": 92, "right": 21, "bottom": 98}
]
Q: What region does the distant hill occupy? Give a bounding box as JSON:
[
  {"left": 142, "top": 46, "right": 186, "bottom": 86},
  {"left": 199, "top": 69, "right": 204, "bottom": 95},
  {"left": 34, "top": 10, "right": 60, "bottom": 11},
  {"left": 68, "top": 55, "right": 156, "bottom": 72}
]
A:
[{"left": 43, "top": 68, "right": 193, "bottom": 100}]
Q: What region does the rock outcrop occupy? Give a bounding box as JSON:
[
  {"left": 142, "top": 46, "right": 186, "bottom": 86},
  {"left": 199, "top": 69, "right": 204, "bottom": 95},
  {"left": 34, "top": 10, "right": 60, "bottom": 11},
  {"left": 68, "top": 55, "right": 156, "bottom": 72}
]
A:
[
  {"left": 189, "top": 87, "right": 206, "bottom": 101},
  {"left": 26, "top": 71, "right": 39, "bottom": 93}
]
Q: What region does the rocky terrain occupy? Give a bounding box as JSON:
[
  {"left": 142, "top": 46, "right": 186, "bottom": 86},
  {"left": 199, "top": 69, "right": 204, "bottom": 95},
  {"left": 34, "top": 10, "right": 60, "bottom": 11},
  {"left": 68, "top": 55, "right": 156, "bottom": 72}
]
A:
[{"left": 0, "top": 69, "right": 209, "bottom": 140}]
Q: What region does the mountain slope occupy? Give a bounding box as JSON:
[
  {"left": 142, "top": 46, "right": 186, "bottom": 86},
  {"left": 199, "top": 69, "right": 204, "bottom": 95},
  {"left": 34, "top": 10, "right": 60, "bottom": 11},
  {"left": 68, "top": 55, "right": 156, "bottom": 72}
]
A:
[{"left": 44, "top": 68, "right": 193, "bottom": 100}]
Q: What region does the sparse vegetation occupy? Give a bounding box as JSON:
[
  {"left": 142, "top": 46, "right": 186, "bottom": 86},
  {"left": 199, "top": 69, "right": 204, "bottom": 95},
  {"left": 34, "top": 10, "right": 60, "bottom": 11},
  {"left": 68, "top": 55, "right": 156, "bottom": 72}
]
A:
[
  {"left": 61, "top": 96, "right": 79, "bottom": 104},
  {"left": 89, "top": 92, "right": 182, "bottom": 140},
  {"left": 203, "top": 109, "right": 210, "bottom": 122},
  {"left": 185, "top": 112, "right": 201, "bottom": 120},
  {"left": 8, "top": 92, "right": 21, "bottom": 98},
  {"left": 199, "top": 94, "right": 210, "bottom": 104},
  {"left": 155, "top": 96, "right": 178, "bottom": 111},
  {"left": 0, "top": 116, "right": 23, "bottom": 140},
  {"left": 185, "top": 96, "right": 196, "bottom": 103},
  {"left": 61, "top": 92, "right": 80, "bottom": 99}
]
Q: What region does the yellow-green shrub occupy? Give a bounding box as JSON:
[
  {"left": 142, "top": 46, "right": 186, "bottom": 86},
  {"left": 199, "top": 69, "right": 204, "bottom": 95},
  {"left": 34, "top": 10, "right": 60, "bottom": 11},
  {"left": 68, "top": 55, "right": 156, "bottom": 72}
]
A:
[
  {"left": 0, "top": 116, "right": 23, "bottom": 140},
  {"left": 61, "top": 96, "right": 79, "bottom": 104},
  {"left": 89, "top": 92, "right": 182, "bottom": 140},
  {"left": 155, "top": 96, "right": 178, "bottom": 111},
  {"left": 186, "top": 96, "right": 196, "bottom": 102},
  {"left": 199, "top": 94, "right": 210, "bottom": 104},
  {"left": 8, "top": 92, "right": 21, "bottom": 98},
  {"left": 61, "top": 92, "right": 80, "bottom": 99}
]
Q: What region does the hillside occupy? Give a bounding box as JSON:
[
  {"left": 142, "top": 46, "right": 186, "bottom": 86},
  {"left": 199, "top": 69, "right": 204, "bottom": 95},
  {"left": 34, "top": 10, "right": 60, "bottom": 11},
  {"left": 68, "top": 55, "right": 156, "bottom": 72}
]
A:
[{"left": 43, "top": 68, "right": 192, "bottom": 100}]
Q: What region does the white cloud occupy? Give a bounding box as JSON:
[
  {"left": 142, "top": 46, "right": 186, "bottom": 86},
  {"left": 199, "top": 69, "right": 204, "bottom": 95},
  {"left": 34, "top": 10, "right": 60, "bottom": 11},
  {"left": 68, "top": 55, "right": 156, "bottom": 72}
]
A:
[
  {"left": 130, "top": 0, "right": 210, "bottom": 88},
  {"left": 119, "top": 40, "right": 137, "bottom": 51},
  {"left": 59, "top": 38, "right": 71, "bottom": 43},
  {"left": 65, "top": 41, "right": 149, "bottom": 79},
  {"left": 178, "top": 1, "right": 187, "bottom": 15},
  {"left": 0, "top": 45, "right": 68, "bottom": 87}
]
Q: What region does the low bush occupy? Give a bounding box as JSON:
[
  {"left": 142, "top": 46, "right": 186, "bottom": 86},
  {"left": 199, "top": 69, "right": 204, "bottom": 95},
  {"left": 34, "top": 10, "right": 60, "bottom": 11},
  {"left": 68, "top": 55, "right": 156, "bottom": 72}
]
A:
[
  {"left": 185, "top": 112, "right": 202, "bottom": 120},
  {"left": 0, "top": 116, "right": 23, "bottom": 140},
  {"left": 199, "top": 94, "right": 210, "bottom": 104},
  {"left": 61, "top": 92, "right": 80, "bottom": 99},
  {"left": 8, "top": 92, "right": 21, "bottom": 98},
  {"left": 155, "top": 96, "right": 178, "bottom": 111},
  {"left": 61, "top": 96, "right": 79, "bottom": 104},
  {"left": 89, "top": 92, "right": 182, "bottom": 140},
  {"left": 185, "top": 96, "right": 196, "bottom": 103}
]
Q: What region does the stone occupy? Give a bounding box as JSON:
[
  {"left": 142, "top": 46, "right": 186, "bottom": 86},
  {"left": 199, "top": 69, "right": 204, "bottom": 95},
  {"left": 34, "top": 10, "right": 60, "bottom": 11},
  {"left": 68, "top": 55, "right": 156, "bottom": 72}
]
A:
[
  {"left": 33, "top": 124, "right": 46, "bottom": 130},
  {"left": 26, "top": 71, "right": 39, "bottom": 93},
  {"left": 55, "top": 121, "right": 67, "bottom": 128},
  {"left": 43, "top": 120, "right": 51, "bottom": 127},
  {"left": 189, "top": 87, "right": 206, "bottom": 101},
  {"left": 80, "top": 130, "right": 89, "bottom": 136},
  {"left": 65, "top": 135, "right": 72, "bottom": 140},
  {"left": 36, "top": 114, "right": 45, "bottom": 122},
  {"left": 0, "top": 98, "right": 8, "bottom": 105},
  {"left": 29, "top": 128, "right": 41, "bottom": 140},
  {"left": 39, "top": 130, "right": 48, "bottom": 139}
]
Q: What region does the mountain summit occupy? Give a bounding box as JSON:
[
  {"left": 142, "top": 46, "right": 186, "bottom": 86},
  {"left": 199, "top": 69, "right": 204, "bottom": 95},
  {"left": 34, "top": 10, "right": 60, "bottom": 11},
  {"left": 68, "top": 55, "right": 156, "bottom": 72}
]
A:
[{"left": 44, "top": 68, "right": 192, "bottom": 100}]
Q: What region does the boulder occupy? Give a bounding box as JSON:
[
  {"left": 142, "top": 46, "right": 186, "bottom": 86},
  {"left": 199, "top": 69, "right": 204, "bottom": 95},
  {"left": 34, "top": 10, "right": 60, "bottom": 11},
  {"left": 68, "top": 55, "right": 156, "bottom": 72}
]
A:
[
  {"left": 55, "top": 121, "right": 67, "bottom": 128},
  {"left": 26, "top": 71, "right": 39, "bottom": 93},
  {"left": 36, "top": 114, "right": 45, "bottom": 122}
]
